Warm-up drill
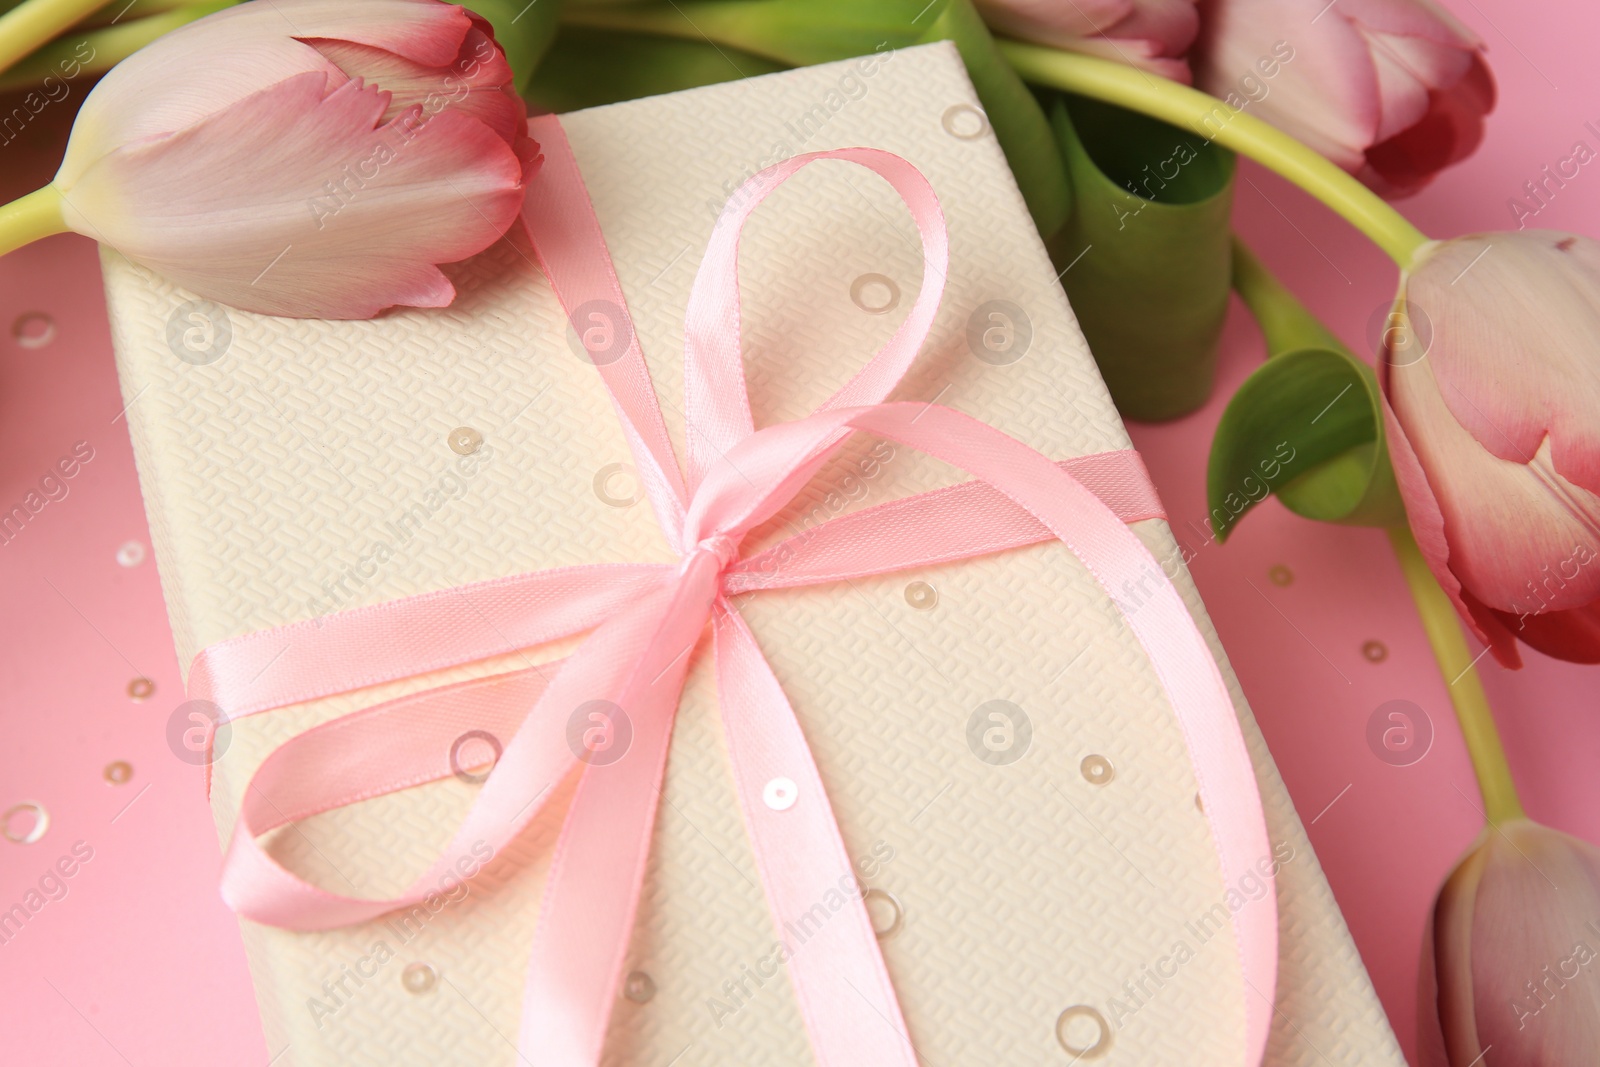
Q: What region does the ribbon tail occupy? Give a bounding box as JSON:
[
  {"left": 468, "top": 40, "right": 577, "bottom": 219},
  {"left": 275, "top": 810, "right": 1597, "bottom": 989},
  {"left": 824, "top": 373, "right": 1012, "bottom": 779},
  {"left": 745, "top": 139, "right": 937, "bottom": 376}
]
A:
[
  {"left": 712, "top": 605, "right": 920, "bottom": 1067},
  {"left": 517, "top": 552, "right": 723, "bottom": 1064}
]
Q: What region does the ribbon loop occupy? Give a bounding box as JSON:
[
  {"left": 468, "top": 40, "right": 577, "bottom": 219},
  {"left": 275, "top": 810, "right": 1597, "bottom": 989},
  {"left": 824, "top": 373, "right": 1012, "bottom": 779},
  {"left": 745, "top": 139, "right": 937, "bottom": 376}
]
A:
[{"left": 681, "top": 147, "right": 950, "bottom": 493}]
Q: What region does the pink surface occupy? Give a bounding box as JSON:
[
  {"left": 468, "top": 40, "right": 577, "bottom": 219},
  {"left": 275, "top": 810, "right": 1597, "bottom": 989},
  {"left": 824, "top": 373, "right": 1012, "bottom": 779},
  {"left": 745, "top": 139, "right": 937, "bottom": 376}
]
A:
[{"left": 1, "top": 3, "right": 1595, "bottom": 1063}]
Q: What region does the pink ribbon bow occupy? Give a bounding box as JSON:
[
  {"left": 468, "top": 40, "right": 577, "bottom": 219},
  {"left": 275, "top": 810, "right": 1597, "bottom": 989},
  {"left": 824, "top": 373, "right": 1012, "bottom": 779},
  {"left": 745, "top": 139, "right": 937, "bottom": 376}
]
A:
[{"left": 196, "top": 116, "right": 1277, "bottom": 1066}]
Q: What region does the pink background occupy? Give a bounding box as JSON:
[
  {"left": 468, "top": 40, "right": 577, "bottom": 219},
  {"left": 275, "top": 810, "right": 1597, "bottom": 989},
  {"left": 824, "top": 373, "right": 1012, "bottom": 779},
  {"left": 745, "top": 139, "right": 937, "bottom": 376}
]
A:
[{"left": 0, "top": 2, "right": 1594, "bottom": 1062}]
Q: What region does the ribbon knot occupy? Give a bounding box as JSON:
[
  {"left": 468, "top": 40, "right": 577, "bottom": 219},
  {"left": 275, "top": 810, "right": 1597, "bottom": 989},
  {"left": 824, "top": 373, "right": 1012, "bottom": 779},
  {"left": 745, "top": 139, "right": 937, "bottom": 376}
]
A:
[
  {"left": 684, "top": 532, "right": 740, "bottom": 575},
  {"left": 196, "top": 118, "right": 1278, "bottom": 1067}
]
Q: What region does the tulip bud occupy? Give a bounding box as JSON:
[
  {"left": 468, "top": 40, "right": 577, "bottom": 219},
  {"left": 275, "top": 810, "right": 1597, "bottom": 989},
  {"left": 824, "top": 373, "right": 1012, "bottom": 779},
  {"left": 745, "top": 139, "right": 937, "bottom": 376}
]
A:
[
  {"left": 1380, "top": 231, "right": 1600, "bottom": 667},
  {"left": 1420, "top": 819, "right": 1600, "bottom": 1064},
  {"left": 50, "top": 0, "right": 540, "bottom": 318},
  {"left": 974, "top": 0, "right": 1200, "bottom": 81},
  {"left": 1193, "top": 0, "right": 1494, "bottom": 195}
]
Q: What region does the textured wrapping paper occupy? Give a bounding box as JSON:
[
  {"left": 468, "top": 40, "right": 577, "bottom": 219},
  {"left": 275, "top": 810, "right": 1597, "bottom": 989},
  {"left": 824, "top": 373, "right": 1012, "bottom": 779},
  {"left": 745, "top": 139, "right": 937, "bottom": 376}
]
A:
[{"left": 99, "top": 43, "right": 1404, "bottom": 1067}]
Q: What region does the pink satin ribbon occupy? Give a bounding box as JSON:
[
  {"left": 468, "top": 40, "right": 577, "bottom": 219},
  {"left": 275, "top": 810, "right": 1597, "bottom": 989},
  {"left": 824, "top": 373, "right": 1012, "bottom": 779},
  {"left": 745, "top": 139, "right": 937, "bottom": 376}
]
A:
[{"left": 202, "top": 116, "right": 1277, "bottom": 1065}]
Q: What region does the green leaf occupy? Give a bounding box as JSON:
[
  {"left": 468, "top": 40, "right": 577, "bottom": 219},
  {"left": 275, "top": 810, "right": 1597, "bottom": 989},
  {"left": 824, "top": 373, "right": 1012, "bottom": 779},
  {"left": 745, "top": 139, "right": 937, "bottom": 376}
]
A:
[
  {"left": 563, "top": 0, "right": 947, "bottom": 66},
  {"left": 1044, "top": 93, "right": 1234, "bottom": 421},
  {"left": 1208, "top": 240, "right": 1405, "bottom": 539},
  {"left": 1207, "top": 348, "right": 1403, "bottom": 540},
  {"left": 559, "top": 0, "right": 1071, "bottom": 236},
  {"left": 460, "top": 0, "right": 561, "bottom": 92},
  {"left": 523, "top": 26, "right": 783, "bottom": 112}
]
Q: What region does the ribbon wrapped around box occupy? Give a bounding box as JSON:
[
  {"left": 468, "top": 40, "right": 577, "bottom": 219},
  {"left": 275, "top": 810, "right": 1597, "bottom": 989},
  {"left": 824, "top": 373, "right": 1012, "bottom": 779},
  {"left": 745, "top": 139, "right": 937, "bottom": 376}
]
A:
[{"left": 101, "top": 43, "right": 1405, "bottom": 1067}]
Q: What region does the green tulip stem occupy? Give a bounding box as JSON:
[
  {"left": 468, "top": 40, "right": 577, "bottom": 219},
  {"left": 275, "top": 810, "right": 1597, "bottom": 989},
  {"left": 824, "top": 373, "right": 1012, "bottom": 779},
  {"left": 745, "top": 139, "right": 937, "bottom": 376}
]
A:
[
  {"left": 999, "top": 42, "right": 1432, "bottom": 270},
  {"left": 0, "top": 0, "right": 109, "bottom": 75},
  {"left": 1388, "top": 524, "right": 1526, "bottom": 826},
  {"left": 0, "top": 0, "right": 238, "bottom": 93},
  {"left": 0, "top": 185, "right": 69, "bottom": 258},
  {"left": 1229, "top": 238, "right": 1345, "bottom": 357}
]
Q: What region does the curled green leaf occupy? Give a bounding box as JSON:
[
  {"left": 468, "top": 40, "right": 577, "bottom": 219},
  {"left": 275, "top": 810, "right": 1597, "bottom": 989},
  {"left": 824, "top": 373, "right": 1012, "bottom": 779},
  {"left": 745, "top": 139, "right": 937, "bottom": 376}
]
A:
[
  {"left": 1207, "top": 240, "right": 1405, "bottom": 540},
  {"left": 1044, "top": 93, "right": 1235, "bottom": 421}
]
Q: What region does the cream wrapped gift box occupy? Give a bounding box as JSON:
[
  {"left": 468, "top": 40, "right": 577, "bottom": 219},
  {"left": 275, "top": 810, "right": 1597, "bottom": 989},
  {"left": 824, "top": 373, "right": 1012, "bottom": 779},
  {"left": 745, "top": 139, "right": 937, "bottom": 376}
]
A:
[{"left": 101, "top": 42, "right": 1404, "bottom": 1067}]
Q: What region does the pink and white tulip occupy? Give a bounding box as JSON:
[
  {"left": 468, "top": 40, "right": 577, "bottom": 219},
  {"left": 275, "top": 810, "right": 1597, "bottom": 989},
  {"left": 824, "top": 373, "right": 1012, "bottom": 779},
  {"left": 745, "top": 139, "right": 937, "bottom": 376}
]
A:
[
  {"left": 1381, "top": 231, "right": 1600, "bottom": 667},
  {"left": 1193, "top": 0, "right": 1494, "bottom": 195},
  {"left": 54, "top": 0, "right": 539, "bottom": 318},
  {"left": 976, "top": 0, "right": 1201, "bottom": 82},
  {"left": 1420, "top": 819, "right": 1600, "bottom": 1065}
]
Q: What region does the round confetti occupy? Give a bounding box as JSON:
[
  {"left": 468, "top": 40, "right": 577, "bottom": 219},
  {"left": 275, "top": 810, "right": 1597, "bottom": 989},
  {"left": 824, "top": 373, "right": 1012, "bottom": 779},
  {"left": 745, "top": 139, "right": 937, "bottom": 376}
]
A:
[
  {"left": 401, "top": 962, "right": 437, "bottom": 994},
  {"left": 448, "top": 426, "right": 484, "bottom": 456}
]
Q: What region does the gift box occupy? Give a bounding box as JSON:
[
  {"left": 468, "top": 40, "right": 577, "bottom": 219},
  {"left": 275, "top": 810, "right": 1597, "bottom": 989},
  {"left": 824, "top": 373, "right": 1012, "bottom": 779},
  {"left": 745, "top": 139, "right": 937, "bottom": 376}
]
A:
[{"left": 100, "top": 42, "right": 1404, "bottom": 1066}]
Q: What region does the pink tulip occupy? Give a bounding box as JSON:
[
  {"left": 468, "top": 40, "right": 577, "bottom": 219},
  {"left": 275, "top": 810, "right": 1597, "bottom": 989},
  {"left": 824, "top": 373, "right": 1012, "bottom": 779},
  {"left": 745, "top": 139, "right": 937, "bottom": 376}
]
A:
[
  {"left": 53, "top": 0, "right": 539, "bottom": 318},
  {"left": 1381, "top": 231, "right": 1600, "bottom": 667},
  {"left": 1193, "top": 0, "right": 1495, "bottom": 195},
  {"left": 1420, "top": 818, "right": 1600, "bottom": 1065},
  {"left": 976, "top": 0, "right": 1201, "bottom": 82}
]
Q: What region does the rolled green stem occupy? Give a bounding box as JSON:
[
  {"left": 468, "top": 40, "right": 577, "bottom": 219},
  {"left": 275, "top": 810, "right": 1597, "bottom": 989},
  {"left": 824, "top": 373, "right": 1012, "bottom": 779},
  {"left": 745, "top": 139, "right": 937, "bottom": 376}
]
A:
[
  {"left": 1230, "top": 237, "right": 1345, "bottom": 357},
  {"left": 1388, "top": 525, "right": 1525, "bottom": 826},
  {"left": 0, "top": 185, "right": 69, "bottom": 257},
  {"left": 0, "top": 0, "right": 237, "bottom": 92},
  {"left": 0, "top": 0, "right": 108, "bottom": 75},
  {"left": 1000, "top": 42, "right": 1431, "bottom": 270}
]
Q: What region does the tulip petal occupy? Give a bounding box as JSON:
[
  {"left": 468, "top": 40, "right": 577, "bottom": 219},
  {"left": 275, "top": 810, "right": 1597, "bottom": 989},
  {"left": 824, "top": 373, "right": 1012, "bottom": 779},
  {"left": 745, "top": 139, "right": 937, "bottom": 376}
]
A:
[
  {"left": 1409, "top": 232, "right": 1600, "bottom": 500},
  {"left": 974, "top": 0, "right": 1134, "bottom": 43},
  {"left": 1193, "top": 0, "right": 1380, "bottom": 169},
  {"left": 1421, "top": 831, "right": 1490, "bottom": 1067},
  {"left": 1049, "top": 35, "right": 1196, "bottom": 81},
  {"left": 1469, "top": 822, "right": 1600, "bottom": 1062},
  {"left": 61, "top": 72, "right": 523, "bottom": 318},
  {"left": 1487, "top": 599, "right": 1600, "bottom": 664},
  {"left": 310, "top": 23, "right": 525, "bottom": 144},
  {"left": 1378, "top": 388, "right": 1519, "bottom": 659},
  {"left": 1365, "top": 55, "right": 1494, "bottom": 194},
  {"left": 977, "top": 0, "right": 1197, "bottom": 79},
  {"left": 58, "top": 0, "right": 473, "bottom": 187},
  {"left": 1387, "top": 354, "right": 1600, "bottom": 614},
  {"left": 1359, "top": 25, "right": 1473, "bottom": 142},
  {"left": 1336, "top": 0, "right": 1483, "bottom": 50}
]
